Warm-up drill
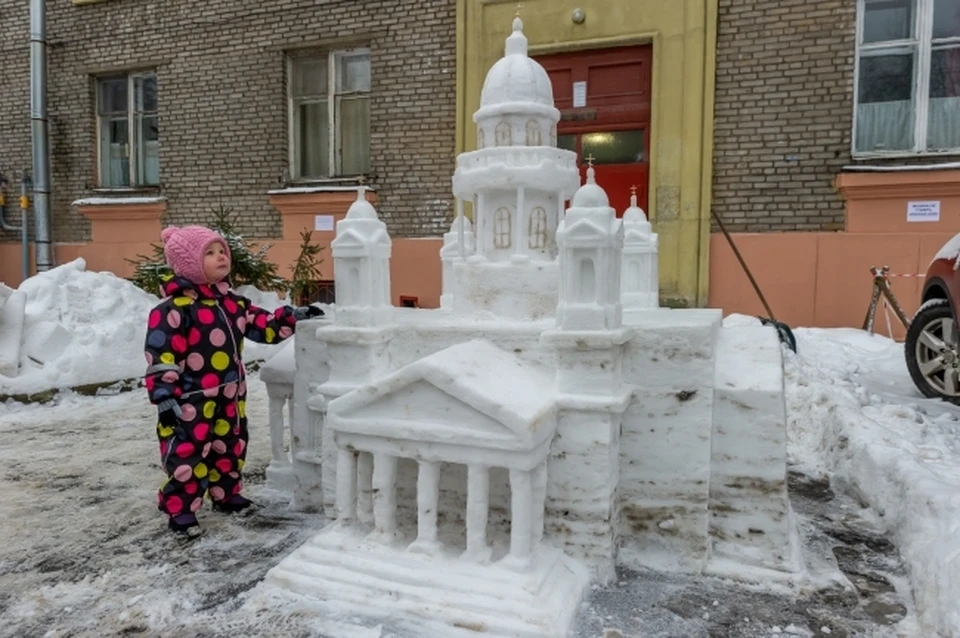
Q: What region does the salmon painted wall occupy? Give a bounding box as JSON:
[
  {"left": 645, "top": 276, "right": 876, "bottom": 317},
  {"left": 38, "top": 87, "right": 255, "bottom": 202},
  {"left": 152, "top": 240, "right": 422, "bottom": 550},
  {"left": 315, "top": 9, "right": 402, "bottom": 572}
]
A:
[
  {"left": 706, "top": 231, "right": 948, "bottom": 340},
  {"left": 5, "top": 168, "right": 958, "bottom": 334},
  {"left": 708, "top": 168, "right": 960, "bottom": 340},
  {"left": 0, "top": 237, "right": 443, "bottom": 309}
]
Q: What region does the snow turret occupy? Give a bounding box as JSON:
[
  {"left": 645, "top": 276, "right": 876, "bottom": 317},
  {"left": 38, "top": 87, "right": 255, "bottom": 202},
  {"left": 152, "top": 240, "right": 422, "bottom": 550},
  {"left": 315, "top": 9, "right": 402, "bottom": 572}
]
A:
[
  {"left": 555, "top": 163, "right": 624, "bottom": 330},
  {"left": 439, "top": 213, "right": 475, "bottom": 309},
  {"left": 331, "top": 184, "right": 392, "bottom": 326},
  {"left": 621, "top": 186, "right": 659, "bottom": 310}
]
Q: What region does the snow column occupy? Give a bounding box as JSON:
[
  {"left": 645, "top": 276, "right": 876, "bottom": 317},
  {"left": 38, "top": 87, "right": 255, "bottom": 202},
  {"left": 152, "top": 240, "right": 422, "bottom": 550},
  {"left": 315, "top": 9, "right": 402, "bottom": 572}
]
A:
[{"left": 541, "top": 329, "right": 633, "bottom": 582}]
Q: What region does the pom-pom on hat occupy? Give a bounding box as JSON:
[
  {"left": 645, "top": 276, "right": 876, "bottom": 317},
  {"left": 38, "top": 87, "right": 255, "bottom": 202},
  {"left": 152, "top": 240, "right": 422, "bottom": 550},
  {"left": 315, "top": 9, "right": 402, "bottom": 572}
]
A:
[{"left": 160, "top": 225, "right": 231, "bottom": 284}]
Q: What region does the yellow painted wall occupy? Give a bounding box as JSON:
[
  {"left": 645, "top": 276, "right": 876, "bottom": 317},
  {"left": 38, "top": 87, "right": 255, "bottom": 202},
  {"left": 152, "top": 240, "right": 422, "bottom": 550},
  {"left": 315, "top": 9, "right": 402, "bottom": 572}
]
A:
[{"left": 456, "top": 0, "right": 718, "bottom": 307}]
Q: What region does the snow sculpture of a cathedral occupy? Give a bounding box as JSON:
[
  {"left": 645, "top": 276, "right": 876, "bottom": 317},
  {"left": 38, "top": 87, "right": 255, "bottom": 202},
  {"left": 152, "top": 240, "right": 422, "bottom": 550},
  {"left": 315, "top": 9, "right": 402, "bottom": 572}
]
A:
[{"left": 265, "top": 14, "right": 801, "bottom": 638}]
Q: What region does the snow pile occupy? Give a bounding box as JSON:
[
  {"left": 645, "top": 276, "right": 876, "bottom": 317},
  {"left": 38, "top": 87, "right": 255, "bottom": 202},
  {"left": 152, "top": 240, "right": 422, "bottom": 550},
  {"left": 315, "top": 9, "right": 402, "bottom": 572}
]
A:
[
  {"left": 0, "top": 263, "right": 321, "bottom": 397},
  {"left": 785, "top": 326, "right": 960, "bottom": 637},
  {"left": 0, "top": 259, "right": 159, "bottom": 396}
]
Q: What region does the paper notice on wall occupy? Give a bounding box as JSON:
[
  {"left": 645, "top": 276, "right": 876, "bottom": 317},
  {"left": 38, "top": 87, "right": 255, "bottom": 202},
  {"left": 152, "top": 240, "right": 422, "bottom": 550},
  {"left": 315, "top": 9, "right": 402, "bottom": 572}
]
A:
[
  {"left": 314, "top": 215, "right": 335, "bottom": 231},
  {"left": 907, "top": 201, "right": 941, "bottom": 222},
  {"left": 573, "top": 81, "right": 587, "bottom": 108}
]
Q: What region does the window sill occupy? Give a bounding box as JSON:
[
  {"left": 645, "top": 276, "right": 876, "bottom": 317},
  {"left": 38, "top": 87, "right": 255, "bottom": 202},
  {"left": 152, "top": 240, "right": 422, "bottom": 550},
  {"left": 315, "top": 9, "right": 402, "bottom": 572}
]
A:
[
  {"left": 272, "top": 176, "right": 375, "bottom": 195},
  {"left": 73, "top": 195, "right": 167, "bottom": 207},
  {"left": 836, "top": 168, "right": 960, "bottom": 201},
  {"left": 851, "top": 150, "right": 960, "bottom": 161},
  {"left": 268, "top": 187, "right": 378, "bottom": 229},
  {"left": 73, "top": 197, "right": 167, "bottom": 244},
  {"left": 268, "top": 185, "right": 377, "bottom": 195}
]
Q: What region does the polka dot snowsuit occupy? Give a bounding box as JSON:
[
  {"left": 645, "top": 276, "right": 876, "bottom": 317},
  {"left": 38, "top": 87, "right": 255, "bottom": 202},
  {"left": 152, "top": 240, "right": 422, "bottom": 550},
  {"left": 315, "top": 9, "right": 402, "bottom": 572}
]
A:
[{"left": 144, "top": 275, "right": 298, "bottom": 518}]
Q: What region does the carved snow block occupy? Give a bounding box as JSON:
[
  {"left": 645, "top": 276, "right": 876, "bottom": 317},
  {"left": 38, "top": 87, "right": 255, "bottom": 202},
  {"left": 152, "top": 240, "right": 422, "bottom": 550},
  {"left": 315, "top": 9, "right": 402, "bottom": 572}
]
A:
[
  {"left": 451, "top": 260, "right": 560, "bottom": 321},
  {"left": 0, "top": 286, "right": 26, "bottom": 377},
  {"left": 709, "top": 325, "right": 799, "bottom": 577},
  {"left": 546, "top": 407, "right": 622, "bottom": 582},
  {"left": 618, "top": 309, "right": 721, "bottom": 572},
  {"left": 288, "top": 322, "right": 331, "bottom": 511}
]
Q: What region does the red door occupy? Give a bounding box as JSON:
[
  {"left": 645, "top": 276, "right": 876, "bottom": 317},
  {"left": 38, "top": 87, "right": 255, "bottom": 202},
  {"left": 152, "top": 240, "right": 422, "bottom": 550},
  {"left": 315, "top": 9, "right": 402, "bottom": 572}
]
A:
[{"left": 536, "top": 45, "right": 652, "bottom": 216}]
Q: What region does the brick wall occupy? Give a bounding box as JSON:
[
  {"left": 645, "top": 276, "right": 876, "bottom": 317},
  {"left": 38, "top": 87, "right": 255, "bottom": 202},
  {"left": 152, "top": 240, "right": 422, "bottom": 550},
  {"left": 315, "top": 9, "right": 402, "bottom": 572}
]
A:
[
  {"left": 712, "top": 0, "right": 955, "bottom": 233},
  {"left": 0, "top": 4, "right": 31, "bottom": 240},
  {"left": 0, "top": 0, "right": 457, "bottom": 245}
]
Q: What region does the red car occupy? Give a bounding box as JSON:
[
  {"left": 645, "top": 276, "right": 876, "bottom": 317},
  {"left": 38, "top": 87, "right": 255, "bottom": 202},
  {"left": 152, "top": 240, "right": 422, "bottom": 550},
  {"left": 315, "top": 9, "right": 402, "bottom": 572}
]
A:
[{"left": 906, "top": 235, "right": 960, "bottom": 402}]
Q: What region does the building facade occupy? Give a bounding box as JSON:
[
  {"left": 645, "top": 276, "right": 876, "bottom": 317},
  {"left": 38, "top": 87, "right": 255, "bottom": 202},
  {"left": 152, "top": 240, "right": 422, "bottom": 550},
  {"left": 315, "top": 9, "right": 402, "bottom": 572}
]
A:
[
  {"left": 709, "top": 0, "right": 960, "bottom": 333},
  {"left": 0, "top": 0, "right": 457, "bottom": 298},
  {"left": 2, "top": 0, "right": 959, "bottom": 328}
]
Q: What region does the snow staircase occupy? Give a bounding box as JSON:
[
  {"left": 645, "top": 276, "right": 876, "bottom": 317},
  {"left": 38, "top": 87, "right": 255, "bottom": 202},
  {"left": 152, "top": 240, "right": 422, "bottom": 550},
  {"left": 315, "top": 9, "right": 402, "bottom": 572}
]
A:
[{"left": 264, "top": 524, "right": 591, "bottom": 637}]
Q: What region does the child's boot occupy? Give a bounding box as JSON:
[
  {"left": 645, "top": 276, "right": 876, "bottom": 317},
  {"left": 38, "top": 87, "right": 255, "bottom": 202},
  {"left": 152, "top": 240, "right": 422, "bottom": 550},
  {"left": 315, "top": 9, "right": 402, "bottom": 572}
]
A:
[
  {"left": 168, "top": 513, "right": 203, "bottom": 538},
  {"left": 212, "top": 494, "right": 254, "bottom": 514}
]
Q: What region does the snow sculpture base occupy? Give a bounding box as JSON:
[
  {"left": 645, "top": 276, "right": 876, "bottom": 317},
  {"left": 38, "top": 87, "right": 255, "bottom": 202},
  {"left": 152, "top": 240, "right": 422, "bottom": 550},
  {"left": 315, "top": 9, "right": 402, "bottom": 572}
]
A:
[
  {"left": 265, "top": 523, "right": 591, "bottom": 638},
  {"left": 450, "top": 259, "right": 559, "bottom": 320},
  {"left": 708, "top": 325, "right": 800, "bottom": 576}
]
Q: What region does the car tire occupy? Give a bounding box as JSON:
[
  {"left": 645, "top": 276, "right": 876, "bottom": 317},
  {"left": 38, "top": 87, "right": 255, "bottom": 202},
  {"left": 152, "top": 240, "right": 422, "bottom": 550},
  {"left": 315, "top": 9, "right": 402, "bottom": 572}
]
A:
[{"left": 904, "top": 298, "right": 960, "bottom": 403}]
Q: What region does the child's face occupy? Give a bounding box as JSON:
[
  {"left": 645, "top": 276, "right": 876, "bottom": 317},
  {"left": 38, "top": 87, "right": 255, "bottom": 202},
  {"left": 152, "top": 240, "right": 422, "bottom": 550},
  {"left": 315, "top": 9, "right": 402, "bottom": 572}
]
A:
[{"left": 202, "top": 242, "right": 231, "bottom": 283}]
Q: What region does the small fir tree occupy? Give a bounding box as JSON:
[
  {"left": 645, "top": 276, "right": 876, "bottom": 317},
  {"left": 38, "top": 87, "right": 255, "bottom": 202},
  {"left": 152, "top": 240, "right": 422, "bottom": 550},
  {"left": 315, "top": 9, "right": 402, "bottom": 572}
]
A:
[
  {"left": 289, "top": 228, "right": 325, "bottom": 306},
  {"left": 127, "top": 201, "right": 290, "bottom": 296}
]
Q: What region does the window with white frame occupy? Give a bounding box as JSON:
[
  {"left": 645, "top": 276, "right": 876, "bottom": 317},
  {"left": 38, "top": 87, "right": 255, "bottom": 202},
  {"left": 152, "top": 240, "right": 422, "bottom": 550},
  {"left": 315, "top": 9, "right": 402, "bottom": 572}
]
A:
[
  {"left": 855, "top": 0, "right": 960, "bottom": 155},
  {"left": 97, "top": 72, "right": 159, "bottom": 187},
  {"left": 290, "top": 49, "right": 371, "bottom": 179}
]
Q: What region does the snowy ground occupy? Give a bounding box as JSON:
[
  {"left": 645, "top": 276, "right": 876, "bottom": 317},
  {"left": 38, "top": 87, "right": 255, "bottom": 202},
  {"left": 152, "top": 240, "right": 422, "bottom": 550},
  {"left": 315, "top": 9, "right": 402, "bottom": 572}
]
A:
[{"left": 1, "top": 324, "right": 958, "bottom": 637}]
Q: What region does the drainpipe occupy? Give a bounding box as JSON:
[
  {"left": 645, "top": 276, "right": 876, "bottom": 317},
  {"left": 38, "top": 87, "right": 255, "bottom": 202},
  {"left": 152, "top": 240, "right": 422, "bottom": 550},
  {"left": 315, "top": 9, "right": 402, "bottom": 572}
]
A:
[
  {"left": 20, "top": 175, "right": 32, "bottom": 280},
  {"left": 30, "top": 0, "right": 53, "bottom": 272},
  {"left": 0, "top": 174, "right": 30, "bottom": 282}
]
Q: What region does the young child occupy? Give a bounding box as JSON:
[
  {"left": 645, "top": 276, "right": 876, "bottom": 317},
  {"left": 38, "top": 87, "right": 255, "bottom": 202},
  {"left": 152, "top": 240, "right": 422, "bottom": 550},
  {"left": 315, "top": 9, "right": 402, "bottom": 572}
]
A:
[{"left": 143, "top": 225, "right": 323, "bottom": 536}]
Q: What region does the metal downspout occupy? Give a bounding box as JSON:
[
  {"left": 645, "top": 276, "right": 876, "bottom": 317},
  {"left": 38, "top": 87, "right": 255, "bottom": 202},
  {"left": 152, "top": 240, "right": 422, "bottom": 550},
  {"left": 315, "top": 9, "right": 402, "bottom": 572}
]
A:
[{"left": 30, "top": 0, "right": 53, "bottom": 272}]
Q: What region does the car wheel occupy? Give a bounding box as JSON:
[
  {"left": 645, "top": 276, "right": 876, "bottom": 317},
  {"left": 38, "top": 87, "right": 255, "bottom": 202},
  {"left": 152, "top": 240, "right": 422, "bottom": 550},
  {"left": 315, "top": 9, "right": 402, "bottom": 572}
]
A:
[{"left": 905, "top": 298, "right": 960, "bottom": 402}]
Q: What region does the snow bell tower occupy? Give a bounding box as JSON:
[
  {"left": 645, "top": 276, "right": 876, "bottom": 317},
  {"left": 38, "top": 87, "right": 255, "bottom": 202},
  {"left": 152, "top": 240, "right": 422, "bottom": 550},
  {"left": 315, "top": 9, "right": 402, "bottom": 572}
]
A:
[
  {"left": 621, "top": 185, "right": 660, "bottom": 313},
  {"left": 543, "top": 161, "right": 632, "bottom": 580},
  {"left": 330, "top": 184, "right": 392, "bottom": 327},
  {"left": 447, "top": 13, "right": 580, "bottom": 320},
  {"left": 555, "top": 161, "right": 624, "bottom": 331}
]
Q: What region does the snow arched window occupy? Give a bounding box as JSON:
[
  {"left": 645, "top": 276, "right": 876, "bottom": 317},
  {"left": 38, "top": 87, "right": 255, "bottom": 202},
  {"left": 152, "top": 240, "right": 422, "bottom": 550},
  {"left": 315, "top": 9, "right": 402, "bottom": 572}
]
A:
[
  {"left": 344, "top": 265, "right": 361, "bottom": 305},
  {"left": 477, "top": 127, "right": 485, "bottom": 149},
  {"left": 624, "top": 259, "right": 641, "bottom": 291},
  {"left": 495, "top": 121, "right": 512, "bottom": 146},
  {"left": 494, "top": 207, "right": 512, "bottom": 249},
  {"left": 528, "top": 207, "right": 547, "bottom": 249},
  {"left": 525, "top": 120, "right": 541, "bottom": 146},
  {"left": 578, "top": 257, "right": 596, "bottom": 302}
]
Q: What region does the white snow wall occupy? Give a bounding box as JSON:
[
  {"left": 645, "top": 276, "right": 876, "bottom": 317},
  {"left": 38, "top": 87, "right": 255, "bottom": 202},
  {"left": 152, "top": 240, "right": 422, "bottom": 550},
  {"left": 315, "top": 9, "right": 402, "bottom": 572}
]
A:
[{"left": 291, "top": 309, "right": 795, "bottom": 577}]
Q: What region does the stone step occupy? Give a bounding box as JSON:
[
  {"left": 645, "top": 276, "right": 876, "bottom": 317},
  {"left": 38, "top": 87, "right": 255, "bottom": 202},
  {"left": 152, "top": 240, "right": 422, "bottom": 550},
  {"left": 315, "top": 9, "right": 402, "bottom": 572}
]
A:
[{"left": 265, "top": 527, "right": 589, "bottom": 637}]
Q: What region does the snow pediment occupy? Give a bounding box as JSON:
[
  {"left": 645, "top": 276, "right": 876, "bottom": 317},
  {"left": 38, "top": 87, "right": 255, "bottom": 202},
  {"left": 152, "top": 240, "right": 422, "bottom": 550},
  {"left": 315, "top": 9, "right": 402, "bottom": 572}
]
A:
[
  {"left": 331, "top": 227, "right": 368, "bottom": 250},
  {"left": 558, "top": 216, "right": 620, "bottom": 244},
  {"left": 623, "top": 227, "right": 655, "bottom": 245},
  {"left": 328, "top": 339, "right": 557, "bottom": 451},
  {"left": 560, "top": 217, "right": 606, "bottom": 240},
  {"left": 331, "top": 225, "right": 391, "bottom": 255}
]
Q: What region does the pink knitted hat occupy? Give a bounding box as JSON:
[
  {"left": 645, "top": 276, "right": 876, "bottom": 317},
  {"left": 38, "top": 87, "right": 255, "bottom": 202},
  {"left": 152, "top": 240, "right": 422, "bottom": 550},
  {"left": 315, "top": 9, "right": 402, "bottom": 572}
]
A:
[{"left": 160, "top": 225, "right": 231, "bottom": 284}]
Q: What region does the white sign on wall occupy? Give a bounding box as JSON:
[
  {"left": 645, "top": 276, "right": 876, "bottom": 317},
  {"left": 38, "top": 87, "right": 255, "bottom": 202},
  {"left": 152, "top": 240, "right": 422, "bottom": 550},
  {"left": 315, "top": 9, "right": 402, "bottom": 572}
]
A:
[
  {"left": 314, "top": 215, "right": 335, "bottom": 231},
  {"left": 572, "top": 81, "right": 587, "bottom": 108},
  {"left": 907, "top": 201, "right": 941, "bottom": 223}
]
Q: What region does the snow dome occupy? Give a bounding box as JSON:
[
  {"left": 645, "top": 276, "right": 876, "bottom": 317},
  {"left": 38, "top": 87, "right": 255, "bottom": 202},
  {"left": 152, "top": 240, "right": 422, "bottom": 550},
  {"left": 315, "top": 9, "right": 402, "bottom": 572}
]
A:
[
  {"left": 474, "top": 16, "right": 560, "bottom": 149},
  {"left": 570, "top": 164, "right": 610, "bottom": 209},
  {"left": 623, "top": 186, "right": 651, "bottom": 229}
]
